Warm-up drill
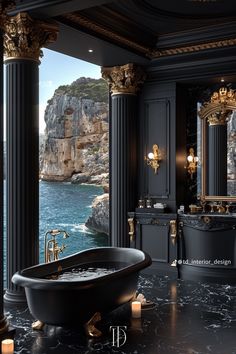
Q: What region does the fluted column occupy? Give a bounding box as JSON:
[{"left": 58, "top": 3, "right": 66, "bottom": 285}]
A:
[
  {"left": 0, "top": 0, "right": 16, "bottom": 336},
  {"left": 208, "top": 123, "right": 227, "bottom": 195},
  {"left": 102, "top": 64, "right": 145, "bottom": 247},
  {"left": 0, "top": 28, "right": 9, "bottom": 335},
  {"left": 2, "top": 12, "right": 58, "bottom": 303}
]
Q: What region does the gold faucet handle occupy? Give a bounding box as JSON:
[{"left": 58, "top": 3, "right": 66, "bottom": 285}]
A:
[
  {"left": 63, "top": 231, "right": 70, "bottom": 239},
  {"left": 217, "top": 202, "right": 225, "bottom": 213},
  {"left": 59, "top": 244, "right": 66, "bottom": 253}
]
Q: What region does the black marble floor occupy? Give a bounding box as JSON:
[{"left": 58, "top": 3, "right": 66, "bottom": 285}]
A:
[{"left": 4, "top": 274, "right": 236, "bottom": 354}]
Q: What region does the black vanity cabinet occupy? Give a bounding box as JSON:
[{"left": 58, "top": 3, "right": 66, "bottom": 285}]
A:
[
  {"left": 178, "top": 214, "right": 236, "bottom": 283},
  {"left": 128, "top": 210, "right": 178, "bottom": 274}
]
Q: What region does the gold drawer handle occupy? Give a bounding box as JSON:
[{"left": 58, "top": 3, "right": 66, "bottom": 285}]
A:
[
  {"left": 170, "top": 220, "right": 177, "bottom": 245},
  {"left": 128, "top": 218, "right": 135, "bottom": 242}
]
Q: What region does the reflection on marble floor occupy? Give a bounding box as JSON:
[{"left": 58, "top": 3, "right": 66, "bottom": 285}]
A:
[{"left": 5, "top": 274, "right": 236, "bottom": 354}]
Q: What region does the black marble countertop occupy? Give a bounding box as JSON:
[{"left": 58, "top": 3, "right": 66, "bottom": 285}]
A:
[
  {"left": 4, "top": 274, "right": 236, "bottom": 354},
  {"left": 179, "top": 212, "right": 236, "bottom": 218}
]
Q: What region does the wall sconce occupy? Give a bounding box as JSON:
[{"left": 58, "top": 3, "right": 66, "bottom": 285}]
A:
[
  {"left": 145, "top": 144, "right": 161, "bottom": 174},
  {"left": 186, "top": 148, "right": 198, "bottom": 179}
]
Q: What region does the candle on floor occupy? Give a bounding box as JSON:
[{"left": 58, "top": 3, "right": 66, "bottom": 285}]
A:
[
  {"left": 131, "top": 301, "right": 141, "bottom": 318},
  {"left": 1, "top": 339, "right": 14, "bottom": 354},
  {"left": 131, "top": 318, "right": 142, "bottom": 330}
]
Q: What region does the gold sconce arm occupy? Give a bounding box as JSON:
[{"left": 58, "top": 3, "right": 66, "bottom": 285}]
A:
[
  {"left": 128, "top": 218, "right": 135, "bottom": 242},
  {"left": 186, "top": 148, "right": 198, "bottom": 179},
  {"left": 145, "top": 144, "right": 161, "bottom": 174}
]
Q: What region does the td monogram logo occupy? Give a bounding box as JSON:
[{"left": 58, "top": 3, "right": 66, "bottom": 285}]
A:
[{"left": 110, "top": 326, "right": 127, "bottom": 347}]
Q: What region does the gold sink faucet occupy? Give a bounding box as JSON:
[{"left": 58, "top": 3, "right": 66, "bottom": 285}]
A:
[
  {"left": 44, "top": 229, "right": 69, "bottom": 263},
  {"left": 217, "top": 202, "right": 225, "bottom": 214}
]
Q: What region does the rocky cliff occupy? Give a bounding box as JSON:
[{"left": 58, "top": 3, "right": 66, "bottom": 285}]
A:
[
  {"left": 85, "top": 193, "right": 109, "bottom": 235},
  {"left": 41, "top": 77, "right": 109, "bottom": 184}
]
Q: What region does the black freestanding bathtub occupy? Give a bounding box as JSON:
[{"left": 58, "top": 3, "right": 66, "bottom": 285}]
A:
[{"left": 12, "top": 247, "right": 151, "bottom": 326}]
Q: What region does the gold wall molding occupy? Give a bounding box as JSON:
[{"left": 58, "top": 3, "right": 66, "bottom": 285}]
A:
[
  {"left": 101, "top": 63, "right": 146, "bottom": 95},
  {"left": 199, "top": 87, "right": 236, "bottom": 126},
  {"left": 2, "top": 12, "right": 58, "bottom": 62}
]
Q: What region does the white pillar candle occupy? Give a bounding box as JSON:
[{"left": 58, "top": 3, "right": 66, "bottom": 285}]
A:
[
  {"left": 1, "top": 339, "right": 14, "bottom": 354},
  {"left": 131, "top": 301, "right": 141, "bottom": 318},
  {"left": 131, "top": 318, "right": 142, "bottom": 330}
]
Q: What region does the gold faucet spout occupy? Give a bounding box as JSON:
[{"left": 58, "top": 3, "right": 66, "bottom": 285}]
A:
[{"left": 44, "top": 229, "right": 70, "bottom": 263}]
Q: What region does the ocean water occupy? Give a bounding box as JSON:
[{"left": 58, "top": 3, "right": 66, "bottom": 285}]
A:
[
  {"left": 4, "top": 181, "right": 109, "bottom": 266},
  {"left": 39, "top": 181, "right": 109, "bottom": 262}
]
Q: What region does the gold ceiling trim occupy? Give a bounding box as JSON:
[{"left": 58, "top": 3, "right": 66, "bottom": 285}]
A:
[
  {"left": 151, "top": 38, "right": 236, "bottom": 58},
  {"left": 61, "top": 13, "right": 236, "bottom": 59},
  {"left": 102, "top": 63, "right": 146, "bottom": 95},
  {"left": 60, "top": 13, "right": 150, "bottom": 55}
]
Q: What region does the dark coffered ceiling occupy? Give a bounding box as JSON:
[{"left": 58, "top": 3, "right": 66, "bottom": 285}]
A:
[{"left": 10, "top": 0, "right": 236, "bottom": 66}]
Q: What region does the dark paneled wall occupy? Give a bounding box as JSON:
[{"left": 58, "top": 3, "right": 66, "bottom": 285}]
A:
[{"left": 138, "top": 83, "right": 177, "bottom": 211}]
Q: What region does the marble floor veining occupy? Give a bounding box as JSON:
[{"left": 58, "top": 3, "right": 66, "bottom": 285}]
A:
[{"left": 4, "top": 274, "right": 236, "bottom": 354}]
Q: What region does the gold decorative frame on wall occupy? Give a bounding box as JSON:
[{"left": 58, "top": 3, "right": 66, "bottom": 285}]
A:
[{"left": 199, "top": 89, "right": 236, "bottom": 202}]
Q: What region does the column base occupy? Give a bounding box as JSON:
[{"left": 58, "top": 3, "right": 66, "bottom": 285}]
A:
[
  {"left": 0, "top": 315, "right": 15, "bottom": 347},
  {"left": 4, "top": 289, "right": 26, "bottom": 304},
  {"left": 0, "top": 316, "right": 9, "bottom": 334}
]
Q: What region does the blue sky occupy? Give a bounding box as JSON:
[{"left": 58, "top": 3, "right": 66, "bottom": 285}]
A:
[{"left": 39, "top": 48, "right": 101, "bottom": 133}]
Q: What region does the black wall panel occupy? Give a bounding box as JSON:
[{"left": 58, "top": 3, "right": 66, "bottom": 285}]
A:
[
  {"left": 139, "top": 82, "right": 176, "bottom": 211},
  {"left": 144, "top": 99, "right": 170, "bottom": 197}
]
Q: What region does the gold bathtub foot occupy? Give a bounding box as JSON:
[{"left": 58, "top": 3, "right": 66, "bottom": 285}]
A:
[
  {"left": 84, "top": 312, "right": 102, "bottom": 337},
  {"left": 32, "top": 320, "right": 45, "bottom": 330}
]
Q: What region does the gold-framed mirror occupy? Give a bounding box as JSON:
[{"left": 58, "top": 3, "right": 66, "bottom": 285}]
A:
[{"left": 199, "top": 87, "right": 236, "bottom": 202}]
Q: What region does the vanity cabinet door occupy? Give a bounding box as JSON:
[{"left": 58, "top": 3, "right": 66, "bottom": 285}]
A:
[{"left": 132, "top": 214, "right": 178, "bottom": 274}]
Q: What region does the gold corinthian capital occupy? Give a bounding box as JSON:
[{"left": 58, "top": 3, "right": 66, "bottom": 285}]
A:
[
  {"left": 2, "top": 12, "right": 58, "bottom": 62},
  {"left": 101, "top": 63, "right": 146, "bottom": 95}
]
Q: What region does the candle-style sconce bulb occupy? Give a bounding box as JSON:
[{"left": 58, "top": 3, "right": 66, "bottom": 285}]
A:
[
  {"left": 145, "top": 144, "right": 161, "bottom": 174},
  {"left": 186, "top": 147, "right": 198, "bottom": 179}
]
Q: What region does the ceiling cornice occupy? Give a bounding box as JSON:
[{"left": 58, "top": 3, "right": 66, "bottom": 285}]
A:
[
  {"left": 58, "top": 13, "right": 150, "bottom": 55},
  {"left": 156, "top": 21, "right": 236, "bottom": 48},
  {"left": 9, "top": 0, "right": 116, "bottom": 18},
  {"left": 58, "top": 12, "right": 236, "bottom": 60}
]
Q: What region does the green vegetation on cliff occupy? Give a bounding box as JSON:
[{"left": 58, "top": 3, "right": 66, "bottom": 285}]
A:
[{"left": 55, "top": 77, "right": 108, "bottom": 103}]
